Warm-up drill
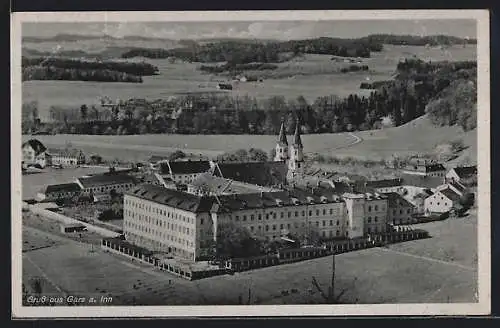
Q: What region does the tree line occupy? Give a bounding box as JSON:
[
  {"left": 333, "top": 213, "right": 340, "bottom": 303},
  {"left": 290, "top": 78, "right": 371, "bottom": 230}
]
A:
[
  {"left": 22, "top": 56, "right": 159, "bottom": 83},
  {"left": 23, "top": 59, "right": 477, "bottom": 135}
]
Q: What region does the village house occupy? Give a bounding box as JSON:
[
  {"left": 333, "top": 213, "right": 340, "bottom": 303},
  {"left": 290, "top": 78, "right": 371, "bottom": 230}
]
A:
[
  {"left": 446, "top": 166, "right": 477, "bottom": 186},
  {"left": 402, "top": 158, "right": 446, "bottom": 177},
  {"left": 424, "top": 186, "right": 462, "bottom": 214},
  {"left": 22, "top": 139, "right": 48, "bottom": 168},
  {"left": 148, "top": 155, "right": 169, "bottom": 170},
  {"left": 158, "top": 160, "right": 212, "bottom": 185},
  {"left": 436, "top": 180, "right": 467, "bottom": 197},
  {"left": 36, "top": 182, "right": 83, "bottom": 202},
  {"left": 76, "top": 172, "right": 138, "bottom": 201},
  {"left": 216, "top": 83, "right": 233, "bottom": 90},
  {"left": 47, "top": 148, "right": 86, "bottom": 167},
  {"left": 364, "top": 178, "right": 403, "bottom": 194},
  {"left": 385, "top": 192, "right": 417, "bottom": 225}
]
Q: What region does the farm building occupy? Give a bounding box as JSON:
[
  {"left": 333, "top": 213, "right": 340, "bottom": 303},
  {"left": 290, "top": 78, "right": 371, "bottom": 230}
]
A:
[
  {"left": 47, "top": 148, "right": 86, "bottom": 167},
  {"left": 446, "top": 166, "right": 477, "bottom": 185},
  {"left": 402, "top": 158, "right": 447, "bottom": 177},
  {"left": 76, "top": 172, "right": 138, "bottom": 201},
  {"left": 36, "top": 182, "right": 83, "bottom": 202},
  {"left": 216, "top": 83, "right": 233, "bottom": 90},
  {"left": 424, "top": 187, "right": 462, "bottom": 214},
  {"left": 158, "top": 160, "right": 212, "bottom": 185},
  {"left": 22, "top": 139, "right": 48, "bottom": 168},
  {"left": 364, "top": 178, "right": 403, "bottom": 194},
  {"left": 385, "top": 192, "right": 417, "bottom": 225}
]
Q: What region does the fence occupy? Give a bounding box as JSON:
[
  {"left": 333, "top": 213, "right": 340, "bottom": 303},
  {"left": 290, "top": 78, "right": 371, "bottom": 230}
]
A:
[{"left": 28, "top": 205, "right": 120, "bottom": 238}]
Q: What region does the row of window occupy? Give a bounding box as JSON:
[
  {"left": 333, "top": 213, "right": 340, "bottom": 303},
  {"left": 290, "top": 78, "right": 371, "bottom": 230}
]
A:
[
  {"left": 125, "top": 224, "right": 195, "bottom": 248},
  {"left": 125, "top": 199, "right": 195, "bottom": 225},
  {"left": 392, "top": 208, "right": 412, "bottom": 215},
  {"left": 124, "top": 213, "right": 193, "bottom": 236},
  {"left": 367, "top": 204, "right": 385, "bottom": 212},
  {"left": 231, "top": 207, "right": 343, "bottom": 222},
  {"left": 85, "top": 183, "right": 133, "bottom": 194}
]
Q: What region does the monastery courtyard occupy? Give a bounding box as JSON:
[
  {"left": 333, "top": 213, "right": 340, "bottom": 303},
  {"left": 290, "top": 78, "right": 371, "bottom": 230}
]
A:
[{"left": 22, "top": 208, "right": 477, "bottom": 305}]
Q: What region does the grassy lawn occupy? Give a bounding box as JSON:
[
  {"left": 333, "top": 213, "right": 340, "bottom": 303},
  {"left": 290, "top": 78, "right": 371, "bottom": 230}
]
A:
[{"left": 21, "top": 210, "right": 477, "bottom": 305}]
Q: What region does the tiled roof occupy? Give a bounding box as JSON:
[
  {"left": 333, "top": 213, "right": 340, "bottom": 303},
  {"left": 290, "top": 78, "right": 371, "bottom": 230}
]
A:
[
  {"left": 449, "top": 181, "right": 466, "bottom": 192},
  {"left": 453, "top": 166, "right": 477, "bottom": 179},
  {"left": 401, "top": 174, "right": 443, "bottom": 189},
  {"left": 190, "top": 173, "right": 261, "bottom": 195},
  {"left": 440, "top": 188, "right": 462, "bottom": 203},
  {"left": 22, "top": 139, "right": 46, "bottom": 156},
  {"left": 78, "top": 173, "right": 137, "bottom": 188},
  {"left": 125, "top": 184, "right": 345, "bottom": 214},
  {"left": 148, "top": 155, "right": 169, "bottom": 163},
  {"left": 125, "top": 184, "right": 214, "bottom": 213},
  {"left": 47, "top": 148, "right": 85, "bottom": 158},
  {"left": 425, "top": 163, "right": 446, "bottom": 172},
  {"left": 384, "top": 192, "right": 415, "bottom": 208},
  {"left": 366, "top": 178, "right": 402, "bottom": 189},
  {"left": 45, "top": 183, "right": 82, "bottom": 194},
  {"left": 215, "top": 161, "right": 287, "bottom": 187},
  {"left": 160, "top": 160, "right": 211, "bottom": 175}
]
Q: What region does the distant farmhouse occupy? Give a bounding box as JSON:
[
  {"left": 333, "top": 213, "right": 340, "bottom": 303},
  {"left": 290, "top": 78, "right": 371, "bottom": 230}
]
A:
[
  {"left": 47, "top": 148, "right": 86, "bottom": 167},
  {"left": 216, "top": 83, "right": 233, "bottom": 90},
  {"left": 22, "top": 139, "right": 48, "bottom": 168},
  {"left": 76, "top": 171, "right": 138, "bottom": 201},
  {"left": 37, "top": 182, "right": 82, "bottom": 202},
  {"left": 402, "top": 158, "right": 446, "bottom": 177},
  {"left": 446, "top": 166, "right": 477, "bottom": 186},
  {"left": 424, "top": 186, "right": 463, "bottom": 214}
]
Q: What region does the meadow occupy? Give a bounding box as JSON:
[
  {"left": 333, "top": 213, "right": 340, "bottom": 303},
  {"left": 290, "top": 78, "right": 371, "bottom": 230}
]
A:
[
  {"left": 22, "top": 43, "right": 476, "bottom": 120},
  {"left": 22, "top": 115, "right": 477, "bottom": 165},
  {"left": 21, "top": 211, "right": 477, "bottom": 305}
]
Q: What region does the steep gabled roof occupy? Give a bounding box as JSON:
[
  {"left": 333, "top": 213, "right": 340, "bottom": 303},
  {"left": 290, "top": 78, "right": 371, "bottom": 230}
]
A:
[
  {"left": 277, "top": 122, "right": 288, "bottom": 146},
  {"left": 439, "top": 188, "right": 462, "bottom": 203},
  {"left": 366, "top": 178, "right": 402, "bottom": 189},
  {"left": 453, "top": 166, "right": 477, "bottom": 179},
  {"left": 160, "top": 160, "right": 211, "bottom": 175},
  {"left": 293, "top": 121, "right": 303, "bottom": 148},
  {"left": 384, "top": 192, "right": 415, "bottom": 208},
  {"left": 78, "top": 173, "right": 137, "bottom": 188},
  {"left": 45, "top": 183, "right": 82, "bottom": 194},
  {"left": 22, "top": 139, "right": 46, "bottom": 156},
  {"left": 125, "top": 184, "right": 214, "bottom": 213}
]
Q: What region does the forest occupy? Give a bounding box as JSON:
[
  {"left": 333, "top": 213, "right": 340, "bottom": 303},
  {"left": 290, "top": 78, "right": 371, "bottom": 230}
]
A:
[
  {"left": 23, "top": 58, "right": 477, "bottom": 135},
  {"left": 22, "top": 57, "right": 159, "bottom": 82}
]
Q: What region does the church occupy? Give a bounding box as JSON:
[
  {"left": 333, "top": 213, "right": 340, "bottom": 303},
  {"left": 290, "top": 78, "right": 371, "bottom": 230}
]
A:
[{"left": 274, "top": 120, "right": 305, "bottom": 182}]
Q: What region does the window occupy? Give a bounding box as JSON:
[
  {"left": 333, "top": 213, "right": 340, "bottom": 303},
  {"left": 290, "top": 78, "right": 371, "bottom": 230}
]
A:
[
  {"left": 272, "top": 225, "right": 276, "bottom": 231},
  {"left": 280, "top": 224, "right": 284, "bottom": 229},
  {"left": 322, "top": 221, "right": 326, "bottom": 227},
  {"left": 336, "top": 220, "right": 340, "bottom": 226},
  {"left": 316, "top": 221, "right": 319, "bottom": 227},
  {"left": 374, "top": 217, "right": 378, "bottom": 222},
  {"left": 330, "top": 220, "right": 333, "bottom": 226},
  {"left": 368, "top": 206, "right": 372, "bottom": 212},
  {"left": 266, "top": 214, "right": 269, "bottom": 220},
  {"left": 273, "top": 213, "right": 277, "bottom": 219},
  {"left": 243, "top": 215, "right": 247, "bottom": 221},
  {"left": 375, "top": 205, "right": 378, "bottom": 211},
  {"left": 336, "top": 230, "right": 340, "bottom": 236},
  {"left": 280, "top": 212, "right": 284, "bottom": 218},
  {"left": 235, "top": 215, "right": 239, "bottom": 221},
  {"left": 302, "top": 211, "right": 305, "bottom": 216},
  {"left": 295, "top": 211, "right": 298, "bottom": 217},
  {"left": 309, "top": 210, "right": 312, "bottom": 216},
  {"left": 251, "top": 214, "right": 255, "bottom": 221},
  {"left": 323, "top": 209, "right": 326, "bottom": 215},
  {"left": 368, "top": 217, "right": 372, "bottom": 223},
  {"left": 367, "top": 227, "right": 371, "bottom": 234},
  {"left": 265, "top": 225, "right": 269, "bottom": 231},
  {"left": 316, "top": 210, "right": 320, "bottom": 216},
  {"left": 200, "top": 218, "right": 204, "bottom": 225},
  {"left": 258, "top": 214, "right": 262, "bottom": 220},
  {"left": 407, "top": 209, "right": 411, "bottom": 214},
  {"left": 330, "top": 209, "right": 333, "bottom": 215},
  {"left": 250, "top": 226, "right": 254, "bottom": 232},
  {"left": 287, "top": 212, "right": 291, "bottom": 218}
]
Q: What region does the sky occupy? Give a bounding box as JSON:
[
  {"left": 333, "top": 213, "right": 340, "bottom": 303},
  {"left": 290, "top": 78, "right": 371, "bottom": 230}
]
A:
[{"left": 22, "top": 20, "right": 476, "bottom": 40}]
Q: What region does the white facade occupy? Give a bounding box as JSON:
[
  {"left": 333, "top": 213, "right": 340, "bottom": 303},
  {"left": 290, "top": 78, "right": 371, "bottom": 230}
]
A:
[{"left": 424, "top": 191, "right": 456, "bottom": 214}]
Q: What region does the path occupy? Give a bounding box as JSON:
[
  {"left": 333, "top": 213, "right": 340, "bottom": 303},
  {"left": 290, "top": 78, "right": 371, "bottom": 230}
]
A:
[
  {"left": 377, "top": 246, "right": 476, "bottom": 271},
  {"left": 306, "top": 132, "right": 363, "bottom": 154}
]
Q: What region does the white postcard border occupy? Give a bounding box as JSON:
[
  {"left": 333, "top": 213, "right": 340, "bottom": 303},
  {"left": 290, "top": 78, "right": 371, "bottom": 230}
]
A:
[{"left": 11, "top": 10, "right": 491, "bottom": 318}]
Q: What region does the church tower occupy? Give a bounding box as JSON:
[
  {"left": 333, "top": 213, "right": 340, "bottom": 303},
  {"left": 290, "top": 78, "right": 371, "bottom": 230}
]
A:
[
  {"left": 288, "top": 120, "right": 304, "bottom": 177},
  {"left": 274, "top": 121, "right": 289, "bottom": 162}
]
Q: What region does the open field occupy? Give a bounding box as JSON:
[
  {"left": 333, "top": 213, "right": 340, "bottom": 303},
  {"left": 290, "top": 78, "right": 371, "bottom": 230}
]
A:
[
  {"left": 22, "top": 166, "right": 110, "bottom": 200},
  {"left": 22, "top": 44, "right": 476, "bottom": 118},
  {"left": 324, "top": 116, "right": 477, "bottom": 163},
  {"left": 21, "top": 210, "right": 477, "bottom": 305},
  {"left": 23, "top": 115, "right": 477, "bottom": 165}
]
